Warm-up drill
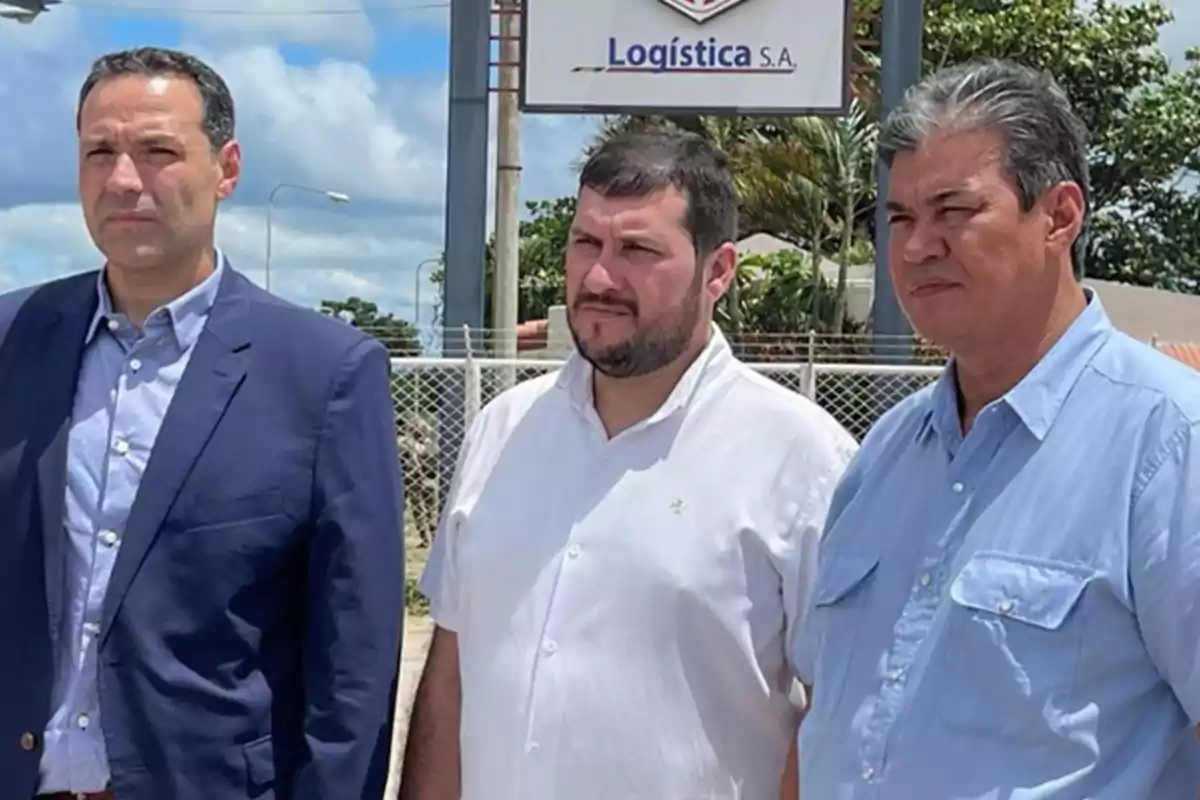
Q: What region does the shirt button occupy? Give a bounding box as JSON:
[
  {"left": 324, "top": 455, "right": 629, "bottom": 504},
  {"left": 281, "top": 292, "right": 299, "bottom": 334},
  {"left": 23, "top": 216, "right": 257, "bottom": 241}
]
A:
[
  {"left": 919, "top": 572, "right": 932, "bottom": 587},
  {"left": 566, "top": 544, "right": 581, "bottom": 559},
  {"left": 19, "top": 732, "right": 37, "bottom": 751},
  {"left": 113, "top": 439, "right": 129, "bottom": 455},
  {"left": 129, "top": 357, "right": 142, "bottom": 371},
  {"left": 542, "top": 639, "right": 557, "bottom": 655},
  {"left": 998, "top": 598, "right": 1014, "bottom": 613},
  {"left": 862, "top": 765, "right": 874, "bottom": 780},
  {"left": 83, "top": 621, "right": 101, "bottom": 636},
  {"left": 100, "top": 530, "right": 119, "bottom": 547},
  {"left": 76, "top": 714, "right": 90, "bottom": 730},
  {"left": 106, "top": 319, "right": 119, "bottom": 332},
  {"left": 951, "top": 481, "right": 964, "bottom": 493},
  {"left": 887, "top": 668, "right": 904, "bottom": 682},
  {"left": 526, "top": 741, "right": 539, "bottom": 754}
]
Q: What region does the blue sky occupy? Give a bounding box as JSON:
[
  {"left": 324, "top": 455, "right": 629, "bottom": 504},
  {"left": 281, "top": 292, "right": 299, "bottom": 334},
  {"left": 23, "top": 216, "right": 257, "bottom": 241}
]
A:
[
  {"left": 0, "top": 0, "right": 1194, "bottom": 329},
  {"left": 0, "top": 0, "right": 600, "bottom": 330}
]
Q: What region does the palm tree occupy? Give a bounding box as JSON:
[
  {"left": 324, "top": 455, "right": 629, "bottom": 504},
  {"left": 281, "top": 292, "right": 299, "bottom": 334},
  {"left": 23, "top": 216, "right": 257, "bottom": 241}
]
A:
[
  {"left": 735, "top": 125, "right": 834, "bottom": 325},
  {"left": 807, "top": 99, "right": 879, "bottom": 331},
  {"left": 579, "top": 100, "right": 879, "bottom": 334}
]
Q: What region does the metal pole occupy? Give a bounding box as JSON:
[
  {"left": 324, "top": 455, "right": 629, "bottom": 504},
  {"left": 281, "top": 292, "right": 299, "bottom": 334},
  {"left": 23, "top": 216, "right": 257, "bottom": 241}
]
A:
[
  {"left": 492, "top": 0, "right": 522, "bottom": 389},
  {"left": 434, "top": 0, "right": 491, "bottom": 603},
  {"left": 871, "top": 0, "right": 923, "bottom": 364},
  {"left": 441, "top": 0, "right": 491, "bottom": 356},
  {"left": 265, "top": 196, "right": 275, "bottom": 292}
]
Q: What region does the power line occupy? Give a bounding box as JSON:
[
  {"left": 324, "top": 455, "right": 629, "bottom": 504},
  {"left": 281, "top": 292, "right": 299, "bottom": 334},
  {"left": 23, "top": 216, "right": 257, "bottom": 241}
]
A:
[{"left": 62, "top": 0, "right": 448, "bottom": 16}]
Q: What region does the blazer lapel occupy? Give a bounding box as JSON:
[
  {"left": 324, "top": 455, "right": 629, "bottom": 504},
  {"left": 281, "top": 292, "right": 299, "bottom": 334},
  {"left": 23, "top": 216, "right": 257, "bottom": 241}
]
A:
[
  {"left": 100, "top": 282, "right": 253, "bottom": 644},
  {"left": 32, "top": 278, "right": 99, "bottom": 640}
]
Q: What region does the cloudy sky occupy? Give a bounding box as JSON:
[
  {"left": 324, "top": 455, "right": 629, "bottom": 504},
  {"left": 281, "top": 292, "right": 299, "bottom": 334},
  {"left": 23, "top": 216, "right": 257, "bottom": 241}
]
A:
[{"left": 0, "top": 0, "right": 1194, "bottom": 331}]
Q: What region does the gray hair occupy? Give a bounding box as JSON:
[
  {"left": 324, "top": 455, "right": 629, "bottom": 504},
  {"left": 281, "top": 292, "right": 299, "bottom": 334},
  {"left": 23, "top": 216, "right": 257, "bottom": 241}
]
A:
[
  {"left": 77, "top": 47, "right": 235, "bottom": 153},
  {"left": 878, "top": 59, "right": 1091, "bottom": 276}
]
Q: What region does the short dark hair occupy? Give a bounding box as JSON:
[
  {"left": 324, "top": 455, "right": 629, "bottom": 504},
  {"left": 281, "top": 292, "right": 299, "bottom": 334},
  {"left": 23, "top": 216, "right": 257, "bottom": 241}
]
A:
[
  {"left": 878, "top": 58, "right": 1091, "bottom": 276},
  {"left": 77, "top": 46, "right": 235, "bottom": 152},
  {"left": 579, "top": 127, "right": 737, "bottom": 257}
]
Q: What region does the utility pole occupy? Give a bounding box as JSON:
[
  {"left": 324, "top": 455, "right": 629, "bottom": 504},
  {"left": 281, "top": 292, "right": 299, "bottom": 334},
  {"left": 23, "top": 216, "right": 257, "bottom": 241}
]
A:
[
  {"left": 425, "top": 5, "right": 491, "bottom": 758},
  {"left": 870, "top": 0, "right": 924, "bottom": 364},
  {"left": 441, "top": 0, "right": 491, "bottom": 358},
  {"left": 491, "top": 0, "right": 522, "bottom": 389}
]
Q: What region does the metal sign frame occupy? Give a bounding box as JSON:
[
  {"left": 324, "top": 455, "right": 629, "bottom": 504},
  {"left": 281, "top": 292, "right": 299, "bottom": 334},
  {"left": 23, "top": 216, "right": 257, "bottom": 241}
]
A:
[{"left": 518, "top": 0, "right": 854, "bottom": 117}]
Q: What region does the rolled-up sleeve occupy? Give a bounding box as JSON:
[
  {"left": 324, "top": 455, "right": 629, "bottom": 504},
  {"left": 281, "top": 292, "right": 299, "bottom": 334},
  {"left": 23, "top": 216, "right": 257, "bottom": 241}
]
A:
[
  {"left": 1130, "top": 419, "right": 1200, "bottom": 724},
  {"left": 418, "top": 413, "right": 482, "bottom": 632},
  {"left": 774, "top": 430, "right": 858, "bottom": 683}
]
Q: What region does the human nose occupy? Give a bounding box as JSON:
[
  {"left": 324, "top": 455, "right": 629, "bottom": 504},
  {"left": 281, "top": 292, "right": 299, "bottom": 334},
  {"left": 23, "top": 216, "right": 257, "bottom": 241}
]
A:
[
  {"left": 579, "top": 252, "right": 622, "bottom": 295},
  {"left": 104, "top": 152, "right": 145, "bottom": 196},
  {"left": 901, "top": 217, "right": 948, "bottom": 266}
]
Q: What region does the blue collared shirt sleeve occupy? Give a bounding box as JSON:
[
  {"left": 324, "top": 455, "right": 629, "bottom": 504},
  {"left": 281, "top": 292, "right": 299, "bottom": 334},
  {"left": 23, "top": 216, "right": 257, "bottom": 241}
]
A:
[{"left": 1130, "top": 417, "right": 1200, "bottom": 724}]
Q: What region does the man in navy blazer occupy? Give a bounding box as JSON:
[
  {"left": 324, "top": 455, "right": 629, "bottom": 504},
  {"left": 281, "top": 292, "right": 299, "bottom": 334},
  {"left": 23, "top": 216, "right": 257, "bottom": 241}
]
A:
[{"left": 0, "top": 47, "right": 405, "bottom": 799}]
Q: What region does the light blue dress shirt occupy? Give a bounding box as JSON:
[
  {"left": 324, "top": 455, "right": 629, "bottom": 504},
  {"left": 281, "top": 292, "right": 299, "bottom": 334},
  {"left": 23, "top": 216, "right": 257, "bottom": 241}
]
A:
[
  {"left": 796, "top": 291, "right": 1200, "bottom": 799},
  {"left": 39, "top": 257, "right": 223, "bottom": 793}
]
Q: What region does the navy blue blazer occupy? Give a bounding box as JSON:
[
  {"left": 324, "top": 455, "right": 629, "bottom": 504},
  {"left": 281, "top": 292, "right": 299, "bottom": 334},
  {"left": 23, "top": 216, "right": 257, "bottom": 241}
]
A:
[{"left": 0, "top": 266, "right": 405, "bottom": 799}]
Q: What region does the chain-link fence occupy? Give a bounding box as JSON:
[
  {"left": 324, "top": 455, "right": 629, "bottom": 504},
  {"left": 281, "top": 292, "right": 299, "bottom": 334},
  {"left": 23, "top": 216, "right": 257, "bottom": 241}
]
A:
[{"left": 392, "top": 355, "right": 942, "bottom": 548}]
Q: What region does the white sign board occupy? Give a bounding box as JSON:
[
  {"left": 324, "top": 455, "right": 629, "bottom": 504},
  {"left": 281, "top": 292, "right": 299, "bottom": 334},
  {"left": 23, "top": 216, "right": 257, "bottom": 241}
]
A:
[{"left": 519, "top": 0, "right": 851, "bottom": 115}]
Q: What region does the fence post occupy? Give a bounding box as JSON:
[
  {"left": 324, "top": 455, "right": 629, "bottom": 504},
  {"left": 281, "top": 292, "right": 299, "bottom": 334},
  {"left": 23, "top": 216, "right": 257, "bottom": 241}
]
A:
[
  {"left": 803, "top": 329, "right": 818, "bottom": 400},
  {"left": 463, "top": 323, "right": 482, "bottom": 425}
]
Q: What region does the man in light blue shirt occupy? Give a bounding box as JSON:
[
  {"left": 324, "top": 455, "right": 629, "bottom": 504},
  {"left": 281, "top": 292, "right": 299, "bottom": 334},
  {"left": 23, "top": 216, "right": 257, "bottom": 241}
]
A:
[
  {"left": 38, "top": 256, "right": 223, "bottom": 793},
  {"left": 795, "top": 58, "right": 1200, "bottom": 799},
  {"left": 0, "top": 46, "right": 404, "bottom": 800}
]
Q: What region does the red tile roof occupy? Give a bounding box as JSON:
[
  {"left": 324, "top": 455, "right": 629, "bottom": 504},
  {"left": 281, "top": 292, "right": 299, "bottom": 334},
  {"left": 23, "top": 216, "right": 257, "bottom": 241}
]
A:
[
  {"left": 1156, "top": 343, "right": 1200, "bottom": 370},
  {"left": 516, "top": 319, "right": 549, "bottom": 351}
]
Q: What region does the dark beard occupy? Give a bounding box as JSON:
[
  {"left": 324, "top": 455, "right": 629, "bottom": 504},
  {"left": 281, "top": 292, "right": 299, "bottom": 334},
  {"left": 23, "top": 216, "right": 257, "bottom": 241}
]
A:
[{"left": 568, "top": 270, "right": 703, "bottom": 378}]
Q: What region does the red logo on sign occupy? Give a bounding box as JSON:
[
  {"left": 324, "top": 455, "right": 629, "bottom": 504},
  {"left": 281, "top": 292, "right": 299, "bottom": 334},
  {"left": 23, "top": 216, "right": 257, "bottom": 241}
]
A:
[{"left": 656, "top": 0, "right": 750, "bottom": 24}]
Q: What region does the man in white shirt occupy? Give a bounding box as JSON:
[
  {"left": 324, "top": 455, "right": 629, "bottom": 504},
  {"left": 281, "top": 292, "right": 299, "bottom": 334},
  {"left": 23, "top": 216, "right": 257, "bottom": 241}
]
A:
[{"left": 400, "top": 128, "right": 857, "bottom": 800}]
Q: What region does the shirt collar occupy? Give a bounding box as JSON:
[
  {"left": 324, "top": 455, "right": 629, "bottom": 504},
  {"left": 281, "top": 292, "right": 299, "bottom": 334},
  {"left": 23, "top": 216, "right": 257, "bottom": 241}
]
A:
[
  {"left": 558, "top": 322, "right": 735, "bottom": 430},
  {"left": 85, "top": 249, "right": 225, "bottom": 350},
  {"left": 919, "top": 286, "right": 1114, "bottom": 444}
]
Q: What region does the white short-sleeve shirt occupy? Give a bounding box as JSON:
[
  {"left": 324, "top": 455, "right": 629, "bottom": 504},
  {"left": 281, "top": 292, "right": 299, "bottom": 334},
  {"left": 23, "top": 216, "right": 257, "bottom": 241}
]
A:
[{"left": 419, "top": 327, "right": 857, "bottom": 800}]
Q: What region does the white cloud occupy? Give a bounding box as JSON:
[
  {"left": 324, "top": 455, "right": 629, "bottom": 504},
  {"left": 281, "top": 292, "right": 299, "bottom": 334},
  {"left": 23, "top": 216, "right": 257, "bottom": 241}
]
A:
[
  {"left": 0, "top": 1, "right": 603, "bottom": 329},
  {"left": 205, "top": 45, "right": 447, "bottom": 205},
  {"left": 71, "top": 0, "right": 376, "bottom": 54},
  {"left": 0, "top": 80, "right": 595, "bottom": 327},
  {"left": 0, "top": 201, "right": 439, "bottom": 322},
  {"left": 182, "top": 0, "right": 373, "bottom": 56},
  {"left": 11, "top": 0, "right": 1190, "bottom": 341},
  {"left": 0, "top": 1, "right": 79, "bottom": 52}
]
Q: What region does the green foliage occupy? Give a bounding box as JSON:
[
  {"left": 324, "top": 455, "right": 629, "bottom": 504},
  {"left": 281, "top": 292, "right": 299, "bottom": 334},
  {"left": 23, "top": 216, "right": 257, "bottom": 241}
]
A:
[
  {"left": 1092, "top": 183, "right": 1200, "bottom": 291},
  {"left": 590, "top": 0, "right": 1200, "bottom": 295},
  {"left": 919, "top": 0, "right": 1200, "bottom": 288},
  {"left": 405, "top": 577, "right": 430, "bottom": 616},
  {"left": 430, "top": 197, "right": 575, "bottom": 328},
  {"left": 498, "top": 196, "right": 574, "bottom": 323},
  {"left": 717, "top": 250, "right": 838, "bottom": 335},
  {"left": 434, "top": 201, "right": 867, "bottom": 338},
  {"left": 320, "top": 296, "right": 422, "bottom": 355}
]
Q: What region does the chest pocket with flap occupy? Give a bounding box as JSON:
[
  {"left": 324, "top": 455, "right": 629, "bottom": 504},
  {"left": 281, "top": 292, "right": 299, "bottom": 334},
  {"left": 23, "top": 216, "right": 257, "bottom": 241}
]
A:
[
  {"left": 802, "top": 550, "right": 881, "bottom": 721},
  {"left": 939, "top": 550, "right": 1093, "bottom": 735}
]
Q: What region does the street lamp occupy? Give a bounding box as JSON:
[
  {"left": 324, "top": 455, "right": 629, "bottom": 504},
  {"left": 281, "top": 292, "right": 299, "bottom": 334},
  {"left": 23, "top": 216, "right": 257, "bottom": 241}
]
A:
[{"left": 264, "top": 182, "right": 351, "bottom": 292}]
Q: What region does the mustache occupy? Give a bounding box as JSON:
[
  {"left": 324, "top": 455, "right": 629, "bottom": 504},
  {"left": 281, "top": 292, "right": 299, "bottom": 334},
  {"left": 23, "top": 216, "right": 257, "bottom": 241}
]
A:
[
  {"left": 100, "top": 194, "right": 158, "bottom": 214},
  {"left": 573, "top": 291, "right": 638, "bottom": 315}
]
